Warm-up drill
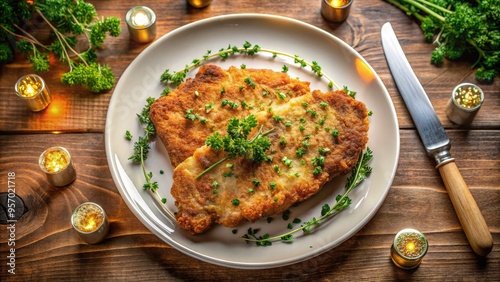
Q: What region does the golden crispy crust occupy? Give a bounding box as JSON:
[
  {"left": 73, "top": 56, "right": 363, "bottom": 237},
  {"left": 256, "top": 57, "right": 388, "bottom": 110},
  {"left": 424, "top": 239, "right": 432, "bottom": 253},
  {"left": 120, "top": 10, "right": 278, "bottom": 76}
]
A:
[
  {"left": 150, "top": 64, "right": 311, "bottom": 167},
  {"left": 171, "top": 89, "right": 369, "bottom": 234}
]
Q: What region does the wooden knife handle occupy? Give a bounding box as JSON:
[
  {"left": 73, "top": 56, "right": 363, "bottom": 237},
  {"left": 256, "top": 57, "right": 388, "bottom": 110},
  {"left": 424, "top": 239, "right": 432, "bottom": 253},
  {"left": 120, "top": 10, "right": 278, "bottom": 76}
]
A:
[{"left": 438, "top": 160, "right": 493, "bottom": 256}]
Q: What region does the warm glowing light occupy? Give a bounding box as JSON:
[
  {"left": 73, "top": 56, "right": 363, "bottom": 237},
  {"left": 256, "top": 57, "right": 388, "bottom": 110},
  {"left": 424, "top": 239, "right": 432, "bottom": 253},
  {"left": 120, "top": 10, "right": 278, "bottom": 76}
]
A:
[
  {"left": 42, "top": 149, "right": 69, "bottom": 173},
  {"left": 454, "top": 85, "right": 482, "bottom": 109},
  {"left": 15, "top": 74, "right": 51, "bottom": 111},
  {"left": 132, "top": 11, "right": 149, "bottom": 27},
  {"left": 84, "top": 217, "right": 97, "bottom": 231},
  {"left": 330, "top": 0, "right": 347, "bottom": 7},
  {"left": 391, "top": 229, "right": 428, "bottom": 269},
  {"left": 406, "top": 242, "right": 416, "bottom": 252},
  {"left": 355, "top": 58, "right": 375, "bottom": 83},
  {"left": 47, "top": 97, "right": 65, "bottom": 116},
  {"left": 18, "top": 80, "right": 41, "bottom": 97},
  {"left": 73, "top": 203, "right": 105, "bottom": 232},
  {"left": 26, "top": 85, "right": 35, "bottom": 95}
]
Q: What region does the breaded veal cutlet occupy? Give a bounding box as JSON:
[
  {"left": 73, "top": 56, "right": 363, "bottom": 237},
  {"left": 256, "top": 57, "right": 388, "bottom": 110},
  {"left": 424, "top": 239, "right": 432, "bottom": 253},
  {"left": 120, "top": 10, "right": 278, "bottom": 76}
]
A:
[
  {"left": 150, "top": 64, "right": 311, "bottom": 167},
  {"left": 171, "top": 89, "right": 369, "bottom": 234}
]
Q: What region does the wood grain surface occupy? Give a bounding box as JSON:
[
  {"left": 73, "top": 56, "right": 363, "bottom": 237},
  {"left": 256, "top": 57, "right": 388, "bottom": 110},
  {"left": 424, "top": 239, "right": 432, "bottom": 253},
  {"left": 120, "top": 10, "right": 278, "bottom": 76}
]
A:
[{"left": 0, "top": 0, "right": 498, "bottom": 281}]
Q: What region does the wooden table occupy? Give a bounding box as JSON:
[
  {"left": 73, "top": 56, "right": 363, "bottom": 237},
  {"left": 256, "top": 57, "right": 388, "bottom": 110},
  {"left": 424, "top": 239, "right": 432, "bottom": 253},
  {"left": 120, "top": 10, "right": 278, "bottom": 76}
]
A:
[{"left": 1, "top": 0, "right": 498, "bottom": 280}]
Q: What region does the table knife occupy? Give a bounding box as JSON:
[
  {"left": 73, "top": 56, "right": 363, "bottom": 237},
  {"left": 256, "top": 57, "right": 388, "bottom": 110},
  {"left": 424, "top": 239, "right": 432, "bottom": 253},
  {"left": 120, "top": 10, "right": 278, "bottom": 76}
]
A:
[{"left": 381, "top": 22, "right": 493, "bottom": 256}]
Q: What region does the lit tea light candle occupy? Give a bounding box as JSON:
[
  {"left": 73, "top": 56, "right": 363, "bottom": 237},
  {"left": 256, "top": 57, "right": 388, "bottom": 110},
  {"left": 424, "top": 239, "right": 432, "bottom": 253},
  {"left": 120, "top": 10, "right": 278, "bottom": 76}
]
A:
[
  {"left": 446, "top": 83, "right": 484, "bottom": 125},
  {"left": 15, "top": 74, "right": 51, "bottom": 112},
  {"left": 187, "top": 0, "right": 213, "bottom": 8},
  {"left": 71, "top": 202, "right": 109, "bottom": 244},
  {"left": 126, "top": 6, "right": 156, "bottom": 43},
  {"left": 391, "top": 229, "right": 428, "bottom": 269},
  {"left": 321, "top": 0, "right": 353, "bottom": 22},
  {"left": 39, "top": 146, "right": 76, "bottom": 187}
]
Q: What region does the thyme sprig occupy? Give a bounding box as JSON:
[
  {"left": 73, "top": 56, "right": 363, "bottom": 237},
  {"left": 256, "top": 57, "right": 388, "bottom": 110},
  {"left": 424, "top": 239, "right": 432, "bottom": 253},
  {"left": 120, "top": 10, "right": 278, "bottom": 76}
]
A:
[
  {"left": 242, "top": 147, "right": 373, "bottom": 245},
  {"left": 128, "top": 97, "right": 175, "bottom": 220},
  {"left": 160, "top": 41, "right": 338, "bottom": 89}
]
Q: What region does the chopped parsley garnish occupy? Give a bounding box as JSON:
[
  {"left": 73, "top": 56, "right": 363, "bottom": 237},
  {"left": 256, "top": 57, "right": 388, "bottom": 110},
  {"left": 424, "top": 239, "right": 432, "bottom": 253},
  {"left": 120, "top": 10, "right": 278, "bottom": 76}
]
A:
[
  {"left": 125, "top": 130, "right": 133, "bottom": 140},
  {"left": 296, "top": 147, "right": 307, "bottom": 157},
  {"left": 282, "top": 156, "right": 293, "bottom": 168},
  {"left": 252, "top": 178, "right": 261, "bottom": 186},
  {"left": 332, "top": 129, "right": 339, "bottom": 137},
  {"left": 185, "top": 108, "right": 200, "bottom": 121},
  {"left": 244, "top": 77, "right": 256, "bottom": 89}
]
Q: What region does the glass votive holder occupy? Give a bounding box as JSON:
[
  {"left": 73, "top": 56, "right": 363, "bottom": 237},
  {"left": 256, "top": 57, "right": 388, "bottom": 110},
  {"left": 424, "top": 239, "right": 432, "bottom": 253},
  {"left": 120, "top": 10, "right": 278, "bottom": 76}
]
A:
[
  {"left": 39, "top": 146, "right": 76, "bottom": 187},
  {"left": 15, "top": 74, "right": 51, "bottom": 112},
  {"left": 321, "top": 0, "right": 353, "bottom": 23},
  {"left": 71, "top": 202, "right": 109, "bottom": 244},
  {"left": 126, "top": 6, "right": 156, "bottom": 43},
  {"left": 446, "top": 83, "right": 484, "bottom": 125},
  {"left": 391, "top": 229, "right": 428, "bottom": 269},
  {"left": 187, "top": 0, "right": 213, "bottom": 8}
]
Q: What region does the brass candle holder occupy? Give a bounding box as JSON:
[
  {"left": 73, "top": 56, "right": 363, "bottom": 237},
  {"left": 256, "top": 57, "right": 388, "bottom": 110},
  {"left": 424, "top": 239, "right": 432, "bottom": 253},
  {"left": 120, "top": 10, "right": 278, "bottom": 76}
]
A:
[
  {"left": 39, "top": 146, "right": 77, "bottom": 187},
  {"left": 321, "top": 0, "right": 353, "bottom": 23},
  {"left": 391, "top": 229, "right": 428, "bottom": 269},
  {"left": 71, "top": 202, "right": 109, "bottom": 244},
  {"left": 446, "top": 83, "right": 484, "bottom": 125},
  {"left": 15, "top": 74, "right": 51, "bottom": 112},
  {"left": 126, "top": 6, "right": 156, "bottom": 43}
]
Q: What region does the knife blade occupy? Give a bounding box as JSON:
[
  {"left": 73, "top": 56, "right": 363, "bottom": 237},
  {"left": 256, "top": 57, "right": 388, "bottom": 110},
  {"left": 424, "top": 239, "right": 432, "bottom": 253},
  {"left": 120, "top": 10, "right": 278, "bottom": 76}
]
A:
[{"left": 381, "top": 22, "right": 493, "bottom": 256}]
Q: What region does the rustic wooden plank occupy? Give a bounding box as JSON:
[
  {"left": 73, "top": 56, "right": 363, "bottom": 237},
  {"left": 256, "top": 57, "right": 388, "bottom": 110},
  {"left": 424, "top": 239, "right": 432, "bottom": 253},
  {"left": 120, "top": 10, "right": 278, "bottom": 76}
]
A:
[
  {"left": 0, "top": 0, "right": 499, "bottom": 133},
  {"left": 0, "top": 128, "right": 497, "bottom": 280},
  {"left": 0, "top": 0, "right": 498, "bottom": 280}
]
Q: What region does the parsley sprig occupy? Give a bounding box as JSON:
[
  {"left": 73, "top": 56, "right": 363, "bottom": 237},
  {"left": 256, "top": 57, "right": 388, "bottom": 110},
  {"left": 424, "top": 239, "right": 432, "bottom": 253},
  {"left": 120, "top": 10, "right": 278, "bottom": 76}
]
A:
[
  {"left": 160, "top": 41, "right": 338, "bottom": 89},
  {"left": 196, "top": 115, "right": 275, "bottom": 179},
  {"left": 0, "top": 1, "right": 121, "bottom": 92},
  {"left": 242, "top": 147, "right": 373, "bottom": 245}
]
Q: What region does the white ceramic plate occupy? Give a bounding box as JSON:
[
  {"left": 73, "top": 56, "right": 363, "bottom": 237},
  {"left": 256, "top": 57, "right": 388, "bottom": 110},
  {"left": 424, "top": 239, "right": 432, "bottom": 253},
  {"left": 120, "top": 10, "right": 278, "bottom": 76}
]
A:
[{"left": 105, "top": 14, "right": 399, "bottom": 269}]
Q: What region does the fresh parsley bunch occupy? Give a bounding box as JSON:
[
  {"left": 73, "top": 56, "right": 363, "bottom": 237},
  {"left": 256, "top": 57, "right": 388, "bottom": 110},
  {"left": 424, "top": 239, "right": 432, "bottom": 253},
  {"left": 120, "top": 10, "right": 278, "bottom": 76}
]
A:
[
  {"left": 385, "top": 0, "right": 500, "bottom": 83},
  {"left": 0, "top": 0, "right": 121, "bottom": 92},
  {"left": 197, "top": 115, "right": 274, "bottom": 179}
]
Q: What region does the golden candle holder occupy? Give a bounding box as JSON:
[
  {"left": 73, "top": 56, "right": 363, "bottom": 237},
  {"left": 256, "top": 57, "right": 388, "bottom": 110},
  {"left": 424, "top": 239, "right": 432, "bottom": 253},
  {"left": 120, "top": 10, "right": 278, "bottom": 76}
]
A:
[
  {"left": 126, "top": 6, "right": 156, "bottom": 43},
  {"left": 391, "top": 229, "right": 428, "bottom": 269},
  {"left": 446, "top": 83, "right": 484, "bottom": 125},
  {"left": 15, "top": 74, "right": 51, "bottom": 112},
  {"left": 321, "top": 0, "right": 353, "bottom": 23},
  {"left": 39, "top": 146, "right": 76, "bottom": 187},
  {"left": 71, "top": 202, "right": 109, "bottom": 244}
]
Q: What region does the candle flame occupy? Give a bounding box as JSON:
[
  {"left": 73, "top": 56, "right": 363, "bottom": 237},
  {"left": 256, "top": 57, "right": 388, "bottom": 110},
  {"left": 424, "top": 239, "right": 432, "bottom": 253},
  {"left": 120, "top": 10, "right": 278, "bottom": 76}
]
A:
[
  {"left": 132, "top": 11, "right": 149, "bottom": 27},
  {"left": 84, "top": 217, "right": 97, "bottom": 231},
  {"left": 43, "top": 149, "right": 69, "bottom": 173},
  {"left": 26, "top": 85, "right": 35, "bottom": 95},
  {"left": 331, "top": 0, "right": 347, "bottom": 7},
  {"left": 73, "top": 204, "right": 105, "bottom": 233},
  {"left": 406, "top": 242, "right": 416, "bottom": 252},
  {"left": 19, "top": 79, "right": 41, "bottom": 97},
  {"left": 396, "top": 231, "right": 427, "bottom": 258}
]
